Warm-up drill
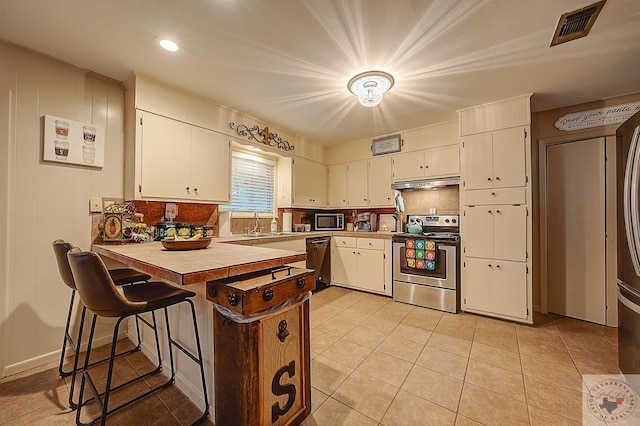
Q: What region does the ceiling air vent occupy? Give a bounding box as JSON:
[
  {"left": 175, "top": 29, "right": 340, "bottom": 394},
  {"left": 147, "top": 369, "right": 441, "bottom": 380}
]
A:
[{"left": 550, "top": 0, "right": 606, "bottom": 47}]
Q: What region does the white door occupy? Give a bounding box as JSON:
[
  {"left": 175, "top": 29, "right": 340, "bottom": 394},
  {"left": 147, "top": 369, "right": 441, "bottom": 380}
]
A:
[{"left": 546, "top": 138, "right": 606, "bottom": 324}]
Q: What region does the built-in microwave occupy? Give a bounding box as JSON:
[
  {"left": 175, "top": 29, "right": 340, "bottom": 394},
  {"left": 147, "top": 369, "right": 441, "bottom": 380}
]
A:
[{"left": 314, "top": 213, "right": 345, "bottom": 231}]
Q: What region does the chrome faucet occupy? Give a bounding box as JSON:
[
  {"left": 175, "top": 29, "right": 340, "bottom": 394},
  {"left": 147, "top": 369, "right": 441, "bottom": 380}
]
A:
[{"left": 249, "top": 212, "right": 260, "bottom": 234}]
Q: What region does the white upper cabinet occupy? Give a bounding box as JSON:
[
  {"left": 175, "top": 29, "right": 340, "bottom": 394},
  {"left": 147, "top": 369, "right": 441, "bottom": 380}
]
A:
[
  {"left": 327, "top": 156, "right": 395, "bottom": 209},
  {"left": 135, "top": 110, "right": 230, "bottom": 203},
  {"left": 367, "top": 156, "right": 394, "bottom": 207},
  {"left": 291, "top": 157, "right": 327, "bottom": 208},
  {"left": 392, "top": 145, "right": 459, "bottom": 182},
  {"left": 347, "top": 160, "right": 368, "bottom": 207},
  {"left": 462, "top": 127, "right": 527, "bottom": 190},
  {"left": 328, "top": 163, "right": 347, "bottom": 207}
]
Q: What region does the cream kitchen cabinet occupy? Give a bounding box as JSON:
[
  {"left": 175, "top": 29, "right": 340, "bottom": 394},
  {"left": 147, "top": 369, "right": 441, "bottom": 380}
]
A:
[
  {"left": 459, "top": 94, "right": 532, "bottom": 324},
  {"left": 328, "top": 157, "right": 394, "bottom": 208},
  {"left": 133, "top": 110, "right": 230, "bottom": 203},
  {"left": 328, "top": 163, "right": 347, "bottom": 207},
  {"left": 347, "top": 160, "right": 368, "bottom": 207},
  {"left": 367, "top": 156, "right": 394, "bottom": 207},
  {"left": 292, "top": 157, "right": 327, "bottom": 208},
  {"left": 331, "top": 236, "right": 390, "bottom": 295},
  {"left": 463, "top": 204, "right": 527, "bottom": 262},
  {"left": 461, "top": 126, "right": 527, "bottom": 190},
  {"left": 462, "top": 258, "right": 528, "bottom": 320},
  {"left": 392, "top": 145, "right": 459, "bottom": 182}
]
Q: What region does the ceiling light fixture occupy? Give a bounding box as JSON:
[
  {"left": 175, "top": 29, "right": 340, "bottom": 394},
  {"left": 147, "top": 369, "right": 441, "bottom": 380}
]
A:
[
  {"left": 159, "top": 39, "right": 180, "bottom": 52},
  {"left": 348, "top": 71, "right": 394, "bottom": 107}
]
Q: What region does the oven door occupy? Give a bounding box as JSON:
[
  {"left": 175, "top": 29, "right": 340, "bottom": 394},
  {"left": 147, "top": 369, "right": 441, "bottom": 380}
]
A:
[{"left": 393, "top": 241, "right": 456, "bottom": 290}]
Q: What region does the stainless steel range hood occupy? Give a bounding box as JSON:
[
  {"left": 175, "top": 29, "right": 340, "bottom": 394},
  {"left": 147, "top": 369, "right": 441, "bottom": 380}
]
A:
[{"left": 391, "top": 176, "right": 460, "bottom": 190}]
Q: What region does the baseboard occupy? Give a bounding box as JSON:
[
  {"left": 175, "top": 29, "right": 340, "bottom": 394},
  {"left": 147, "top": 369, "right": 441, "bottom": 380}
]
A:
[{"left": 3, "top": 329, "right": 127, "bottom": 378}]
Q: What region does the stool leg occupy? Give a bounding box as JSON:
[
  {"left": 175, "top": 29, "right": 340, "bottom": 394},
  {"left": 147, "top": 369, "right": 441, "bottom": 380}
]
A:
[
  {"left": 100, "top": 316, "right": 127, "bottom": 424},
  {"left": 76, "top": 313, "right": 99, "bottom": 426},
  {"left": 163, "top": 300, "right": 209, "bottom": 424},
  {"left": 68, "top": 305, "right": 87, "bottom": 409},
  {"left": 186, "top": 299, "right": 210, "bottom": 424},
  {"left": 59, "top": 290, "right": 77, "bottom": 378}
]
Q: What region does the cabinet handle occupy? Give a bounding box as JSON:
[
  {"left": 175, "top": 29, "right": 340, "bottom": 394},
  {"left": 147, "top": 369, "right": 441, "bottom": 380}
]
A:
[
  {"left": 186, "top": 186, "right": 190, "bottom": 192},
  {"left": 496, "top": 264, "right": 501, "bottom": 269},
  {"left": 488, "top": 264, "right": 492, "bottom": 268},
  {"left": 488, "top": 210, "right": 492, "bottom": 214},
  {"left": 228, "top": 293, "right": 239, "bottom": 306},
  {"left": 364, "top": 198, "right": 367, "bottom": 201},
  {"left": 496, "top": 209, "right": 501, "bottom": 214},
  {"left": 263, "top": 288, "right": 274, "bottom": 302},
  {"left": 491, "top": 192, "right": 496, "bottom": 196},
  {"left": 297, "top": 277, "right": 306, "bottom": 289},
  {"left": 419, "top": 166, "right": 423, "bottom": 169},
  {"left": 277, "top": 320, "right": 289, "bottom": 342},
  {"left": 425, "top": 165, "right": 429, "bottom": 168},
  {"left": 194, "top": 187, "right": 198, "bottom": 193},
  {"left": 487, "top": 177, "right": 492, "bottom": 181},
  {"left": 495, "top": 176, "right": 501, "bottom": 181}
]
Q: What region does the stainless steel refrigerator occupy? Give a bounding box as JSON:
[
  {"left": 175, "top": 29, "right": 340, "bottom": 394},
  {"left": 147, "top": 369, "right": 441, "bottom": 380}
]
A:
[{"left": 617, "top": 110, "right": 640, "bottom": 374}]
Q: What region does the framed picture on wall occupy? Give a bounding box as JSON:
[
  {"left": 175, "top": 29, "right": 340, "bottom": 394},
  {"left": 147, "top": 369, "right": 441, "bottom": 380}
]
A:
[{"left": 42, "top": 115, "right": 105, "bottom": 167}]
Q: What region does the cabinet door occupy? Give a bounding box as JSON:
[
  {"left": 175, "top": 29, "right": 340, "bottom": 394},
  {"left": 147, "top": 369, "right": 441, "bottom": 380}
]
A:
[
  {"left": 462, "top": 258, "right": 495, "bottom": 313},
  {"left": 492, "top": 127, "right": 527, "bottom": 188},
  {"left": 347, "top": 160, "right": 368, "bottom": 207},
  {"left": 493, "top": 260, "right": 528, "bottom": 319},
  {"left": 392, "top": 151, "right": 425, "bottom": 182},
  {"left": 368, "top": 156, "right": 394, "bottom": 207},
  {"left": 424, "top": 145, "right": 460, "bottom": 178},
  {"left": 462, "top": 133, "right": 493, "bottom": 190},
  {"left": 463, "top": 206, "right": 494, "bottom": 258},
  {"left": 328, "top": 164, "right": 347, "bottom": 207},
  {"left": 293, "top": 158, "right": 327, "bottom": 207},
  {"left": 493, "top": 205, "right": 527, "bottom": 262},
  {"left": 332, "top": 247, "right": 357, "bottom": 286},
  {"left": 357, "top": 249, "right": 385, "bottom": 293},
  {"left": 139, "top": 112, "right": 189, "bottom": 199},
  {"left": 190, "top": 127, "right": 230, "bottom": 203}
]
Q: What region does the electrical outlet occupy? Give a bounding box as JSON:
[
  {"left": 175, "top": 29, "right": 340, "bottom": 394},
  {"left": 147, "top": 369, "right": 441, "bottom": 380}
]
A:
[{"left": 89, "top": 197, "right": 102, "bottom": 213}]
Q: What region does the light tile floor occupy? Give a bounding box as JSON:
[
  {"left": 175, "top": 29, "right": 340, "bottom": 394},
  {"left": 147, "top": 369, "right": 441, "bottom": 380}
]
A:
[
  {"left": 303, "top": 286, "right": 619, "bottom": 426},
  {"left": 0, "top": 286, "right": 620, "bottom": 425}
]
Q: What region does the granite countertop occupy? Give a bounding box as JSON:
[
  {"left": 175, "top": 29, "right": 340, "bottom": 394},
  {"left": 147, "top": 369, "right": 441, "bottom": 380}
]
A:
[{"left": 93, "top": 241, "right": 307, "bottom": 286}]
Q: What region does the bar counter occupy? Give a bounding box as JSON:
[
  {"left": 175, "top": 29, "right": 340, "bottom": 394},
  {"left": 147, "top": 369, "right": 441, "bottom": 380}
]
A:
[
  {"left": 92, "top": 240, "right": 312, "bottom": 425},
  {"left": 92, "top": 240, "right": 307, "bottom": 285}
]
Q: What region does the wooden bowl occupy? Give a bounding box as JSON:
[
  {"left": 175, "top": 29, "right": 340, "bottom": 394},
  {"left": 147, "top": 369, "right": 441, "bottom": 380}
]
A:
[{"left": 161, "top": 237, "right": 213, "bottom": 251}]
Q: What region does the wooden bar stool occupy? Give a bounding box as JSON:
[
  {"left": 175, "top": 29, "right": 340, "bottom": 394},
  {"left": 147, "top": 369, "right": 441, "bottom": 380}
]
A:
[
  {"left": 52, "top": 239, "right": 151, "bottom": 409},
  {"left": 67, "top": 248, "right": 209, "bottom": 426}
]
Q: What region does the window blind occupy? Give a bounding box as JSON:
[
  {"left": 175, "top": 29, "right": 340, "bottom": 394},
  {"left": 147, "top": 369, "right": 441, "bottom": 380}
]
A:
[{"left": 222, "top": 152, "right": 275, "bottom": 213}]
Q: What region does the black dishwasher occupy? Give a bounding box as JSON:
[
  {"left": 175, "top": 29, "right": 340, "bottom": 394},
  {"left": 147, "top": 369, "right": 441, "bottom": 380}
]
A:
[{"left": 306, "top": 237, "right": 331, "bottom": 291}]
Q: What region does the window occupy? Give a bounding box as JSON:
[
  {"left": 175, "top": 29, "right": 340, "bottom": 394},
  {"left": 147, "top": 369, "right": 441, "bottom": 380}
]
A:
[{"left": 222, "top": 151, "right": 275, "bottom": 214}]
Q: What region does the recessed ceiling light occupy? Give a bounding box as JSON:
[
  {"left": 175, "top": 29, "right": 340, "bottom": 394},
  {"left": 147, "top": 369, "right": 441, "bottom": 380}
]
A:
[{"left": 159, "top": 39, "right": 179, "bottom": 52}]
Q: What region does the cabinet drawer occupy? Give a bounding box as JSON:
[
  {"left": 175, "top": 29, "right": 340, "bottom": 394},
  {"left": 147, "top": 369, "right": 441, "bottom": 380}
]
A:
[
  {"left": 464, "top": 187, "right": 526, "bottom": 205},
  {"left": 333, "top": 236, "right": 357, "bottom": 248},
  {"left": 206, "top": 267, "right": 315, "bottom": 316},
  {"left": 357, "top": 238, "right": 385, "bottom": 250}
]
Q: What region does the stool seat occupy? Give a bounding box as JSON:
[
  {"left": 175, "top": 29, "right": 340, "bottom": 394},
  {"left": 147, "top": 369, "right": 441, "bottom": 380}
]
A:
[
  {"left": 108, "top": 268, "right": 151, "bottom": 286},
  {"left": 123, "top": 281, "right": 196, "bottom": 308}
]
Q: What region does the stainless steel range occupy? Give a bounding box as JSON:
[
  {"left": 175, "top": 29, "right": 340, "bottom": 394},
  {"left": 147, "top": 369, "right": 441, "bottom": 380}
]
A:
[{"left": 393, "top": 214, "right": 460, "bottom": 313}]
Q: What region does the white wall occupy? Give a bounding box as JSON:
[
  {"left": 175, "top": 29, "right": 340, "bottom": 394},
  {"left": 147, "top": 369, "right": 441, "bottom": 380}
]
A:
[{"left": 0, "top": 42, "right": 127, "bottom": 376}]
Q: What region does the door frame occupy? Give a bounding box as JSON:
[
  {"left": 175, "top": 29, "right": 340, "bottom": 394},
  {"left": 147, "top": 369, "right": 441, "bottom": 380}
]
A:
[
  {"left": 538, "top": 131, "right": 617, "bottom": 325},
  {"left": 0, "top": 88, "right": 13, "bottom": 378}
]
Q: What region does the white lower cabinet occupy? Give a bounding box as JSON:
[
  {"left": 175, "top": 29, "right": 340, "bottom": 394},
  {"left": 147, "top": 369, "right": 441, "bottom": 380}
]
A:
[
  {"left": 331, "top": 237, "right": 390, "bottom": 295},
  {"left": 462, "top": 258, "right": 528, "bottom": 320}
]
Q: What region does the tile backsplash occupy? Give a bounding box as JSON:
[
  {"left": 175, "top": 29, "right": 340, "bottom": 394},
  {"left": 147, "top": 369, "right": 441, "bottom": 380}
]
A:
[{"left": 401, "top": 186, "right": 459, "bottom": 214}]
